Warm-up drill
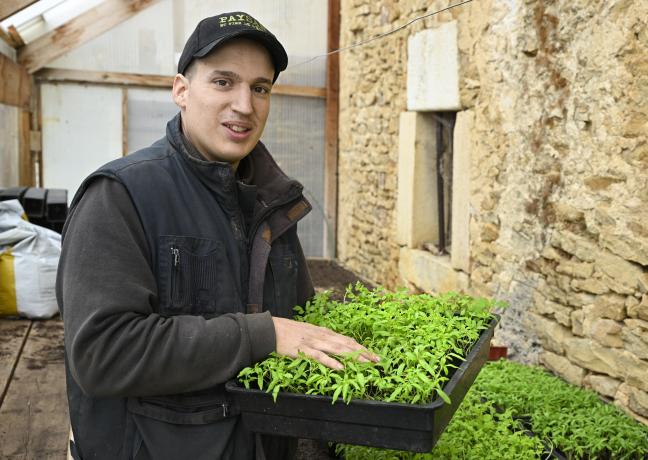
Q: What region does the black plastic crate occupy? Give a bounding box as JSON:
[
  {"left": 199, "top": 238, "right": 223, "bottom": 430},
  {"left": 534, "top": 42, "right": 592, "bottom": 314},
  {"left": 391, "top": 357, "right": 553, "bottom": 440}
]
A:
[
  {"left": 45, "top": 188, "right": 68, "bottom": 222},
  {"left": 23, "top": 187, "right": 47, "bottom": 219},
  {"left": 0, "top": 186, "right": 28, "bottom": 202},
  {"left": 226, "top": 317, "right": 498, "bottom": 453}
]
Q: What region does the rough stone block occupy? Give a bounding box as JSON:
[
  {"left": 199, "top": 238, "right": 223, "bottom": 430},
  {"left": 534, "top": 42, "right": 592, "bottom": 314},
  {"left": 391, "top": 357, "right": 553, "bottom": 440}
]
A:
[
  {"left": 622, "top": 319, "right": 648, "bottom": 360},
  {"left": 614, "top": 386, "right": 648, "bottom": 427},
  {"left": 564, "top": 338, "right": 620, "bottom": 378},
  {"left": 540, "top": 351, "right": 585, "bottom": 386},
  {"left": 587, "top": 318, "right": 623, "bottom": 348},
  {"left": 583, "top": 374, "right": 621, "bottom": 398},
  {"left": 396, "top": 112, "right": 438, "bottom": 248},
  {"left": 617, "top": 383, "right": 648, "bottom": 420},
  {"left": 527, "top": 313, "right": 573, "bottom": 354},
  {"left": 407, "top": 21, "right": 461, "bottom": 111},
  {"left": 590, "top": 294, "right": 626, "bottom": 321},
  {"left": 532, "top": 291, "right": 572, "bottom": 327},
  {"left": 628, "top": 295, "right": 648, "bottom": 320},
  {"left": 591, "top": 347, "right": 648, "bottom": 393},
  {"left": 571, "top": 309, "right": 584, "bottom": 336},
  {"left": 596, "top": 250, "right": 646, "bottom": 293},
  {"left": 450, "top": 110, "right": 473, "bottom": 274},
  {"left": 557, "top": 260, "right": 594, "bottom": 279},
  {"left": 550, "top": 231, "right": 597, "bottom": 262},
  {"left": 571, "top": 277, "right": 609, "bottom": 294},
  {"left": 399, "top": 248, "right": 469, "bottom": 293}
]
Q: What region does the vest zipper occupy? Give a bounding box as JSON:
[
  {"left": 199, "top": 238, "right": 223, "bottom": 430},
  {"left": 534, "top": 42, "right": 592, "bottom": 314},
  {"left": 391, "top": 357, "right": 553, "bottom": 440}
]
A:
[{"left": 170, "top": 247, "right": 180, "bottom": 303}]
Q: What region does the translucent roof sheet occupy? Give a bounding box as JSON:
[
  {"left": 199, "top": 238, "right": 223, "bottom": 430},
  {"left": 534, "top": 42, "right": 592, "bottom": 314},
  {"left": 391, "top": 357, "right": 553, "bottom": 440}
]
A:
[{"left": 1, "top": 0, "right": 102, "bottom": 43}]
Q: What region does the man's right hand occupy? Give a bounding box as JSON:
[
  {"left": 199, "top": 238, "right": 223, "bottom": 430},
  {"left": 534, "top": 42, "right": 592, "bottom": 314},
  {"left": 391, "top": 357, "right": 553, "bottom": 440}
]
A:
[{"left": 271, "top": 317, "right": 380, "bottom": 370}]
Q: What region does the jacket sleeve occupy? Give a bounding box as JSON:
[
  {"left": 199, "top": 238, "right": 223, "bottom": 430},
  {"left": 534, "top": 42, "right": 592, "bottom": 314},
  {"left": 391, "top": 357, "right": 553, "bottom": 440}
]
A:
[{"left": 56, "top": 177, "right": 276, "bottom": 397}]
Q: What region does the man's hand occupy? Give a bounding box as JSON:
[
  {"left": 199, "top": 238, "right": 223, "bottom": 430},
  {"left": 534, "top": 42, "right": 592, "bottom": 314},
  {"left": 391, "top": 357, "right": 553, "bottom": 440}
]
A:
[{"left": 271, "top": 317, "right": 380, "bottom": 370}]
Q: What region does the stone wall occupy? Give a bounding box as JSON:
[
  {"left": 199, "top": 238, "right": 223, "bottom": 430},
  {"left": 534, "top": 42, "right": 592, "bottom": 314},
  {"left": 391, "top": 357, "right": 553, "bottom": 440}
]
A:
[{"left": 337, "top": 0, "right": 648, "bottom": 423}]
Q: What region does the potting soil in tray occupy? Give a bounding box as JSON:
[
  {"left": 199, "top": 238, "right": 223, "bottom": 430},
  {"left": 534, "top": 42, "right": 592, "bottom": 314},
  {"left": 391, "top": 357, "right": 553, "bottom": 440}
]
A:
[{"left": 226, "top": 286, "right": 500, "bottom": 452}]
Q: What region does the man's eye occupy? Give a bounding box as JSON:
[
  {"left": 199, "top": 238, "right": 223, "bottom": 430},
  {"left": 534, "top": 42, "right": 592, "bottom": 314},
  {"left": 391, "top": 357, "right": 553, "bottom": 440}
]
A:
[
  {"left": 214, "top": 79, "right": 229, "bottom": 87},
  {"left": 254, "top": 86, "right": 270, "bottom": 94}
]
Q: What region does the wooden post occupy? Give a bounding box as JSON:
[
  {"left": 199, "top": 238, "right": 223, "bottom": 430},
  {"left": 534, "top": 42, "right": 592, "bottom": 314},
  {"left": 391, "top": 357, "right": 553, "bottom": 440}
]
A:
[
  {"left": 122, "top": 87, "right": 128, "bottom": 155},
  {"left": 19, "top": 107, "right": 33, "bottom": 186},
  {"left": 324, "top": 0, "right": 340, "bottom": 259}
]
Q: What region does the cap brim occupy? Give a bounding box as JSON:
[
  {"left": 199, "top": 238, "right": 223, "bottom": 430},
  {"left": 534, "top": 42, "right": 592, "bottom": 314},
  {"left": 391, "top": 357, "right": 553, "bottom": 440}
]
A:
[{"left": 193, "top": 29, "right": 288, "bottom": 78}]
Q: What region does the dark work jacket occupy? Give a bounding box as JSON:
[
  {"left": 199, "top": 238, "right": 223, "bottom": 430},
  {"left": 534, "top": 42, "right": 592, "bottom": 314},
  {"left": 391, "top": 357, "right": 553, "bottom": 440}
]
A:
[{"left": 64, "top": 114, "right": 314, "bottom": 460}]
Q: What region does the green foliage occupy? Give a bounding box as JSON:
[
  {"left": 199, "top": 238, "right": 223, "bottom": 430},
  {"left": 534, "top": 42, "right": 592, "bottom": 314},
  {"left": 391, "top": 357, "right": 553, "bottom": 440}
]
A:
[
  {"left": 337, "top": 390, "right": 545, "bottom": 460},
  {"left": 237, "top": 283, "right": 497, "bottom": 405},
  {"left": 472, "top": 360, "right": 648, "bottom": 460}
]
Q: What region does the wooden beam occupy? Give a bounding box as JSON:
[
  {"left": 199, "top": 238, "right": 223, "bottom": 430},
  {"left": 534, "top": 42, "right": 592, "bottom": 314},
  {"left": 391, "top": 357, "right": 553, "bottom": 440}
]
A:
[
  {"left": 7, "top": 26, "right": 25, "bottom": 48},
  {"left": 0, "top": 27, "right": 18, "bottom": 49},
  {"left": 324, "top": 0, "right": 340, "bottom": 258},
  {"left": 35, "top": 68, "right": 327, "bottom": 98},
  {"left": 0, "top": 52, "right": 31, "bottom": 108},
  {"left": 272, "top": 84, "right": 326, "bottom": 99},
  {"left": 18, "top": 0, "right": 160, "bottom": 74},
  {"left": 0, "top": 0, "right": 38, "bottom": 22},
  {"left": 19, "top": 108, "right": 34, "bottom": 186},
  {"left": 36, "top": 68, "right": 173, "bottom": 88}
]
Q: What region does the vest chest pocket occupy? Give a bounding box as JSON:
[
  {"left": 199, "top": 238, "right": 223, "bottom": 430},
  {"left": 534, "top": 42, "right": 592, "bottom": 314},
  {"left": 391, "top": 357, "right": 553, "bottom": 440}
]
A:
[
  {"left": 158, "top": 236, "right": 241, "bottom": 316},
  {"left": 264, "top": 247, "right": 299, "bottom": 318}
]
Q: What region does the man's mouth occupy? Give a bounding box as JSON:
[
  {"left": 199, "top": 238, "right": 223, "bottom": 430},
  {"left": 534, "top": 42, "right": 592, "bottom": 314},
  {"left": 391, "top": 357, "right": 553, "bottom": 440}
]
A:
[{"left": 223, "top": 123, "right": 251, "bottom": 133}]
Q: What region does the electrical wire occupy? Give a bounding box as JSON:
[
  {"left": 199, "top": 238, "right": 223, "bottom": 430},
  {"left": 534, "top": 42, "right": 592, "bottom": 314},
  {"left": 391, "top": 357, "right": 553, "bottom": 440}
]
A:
[{"left": 286, "top": 0, "right": 474, "bottom": 71}]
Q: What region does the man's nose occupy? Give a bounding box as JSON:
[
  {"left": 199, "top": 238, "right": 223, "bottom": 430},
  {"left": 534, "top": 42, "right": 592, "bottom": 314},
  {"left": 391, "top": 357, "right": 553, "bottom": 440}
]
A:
[{"left": 231, "top": 86, "right": 253, "bottom": 115}]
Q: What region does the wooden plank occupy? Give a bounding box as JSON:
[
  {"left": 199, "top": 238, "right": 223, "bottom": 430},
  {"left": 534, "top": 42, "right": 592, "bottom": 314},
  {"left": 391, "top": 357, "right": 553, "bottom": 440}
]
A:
[
  {"left": 18, "top": 0, "right": 160, "bottom": 74},
  {"left": 19, "top": 108, "right": 34, "bottom": 186},
  {"left": 272, "top": 84, "right": 326, "bottom": 99},
  {"left": 324, "top": 0, "right": 340, "bottom": 258},
  {"left": 35, "top": 68, "right": 328, "bottom": 98},
  {"left": 0, "top": 27, "right": 18, "bottom": 49},
  {"left": 7, "top": 26, "right": 25, "bottom": 48},
  {"left": 0, "top": 319, "right": 69, "bottom": 459},
  {"left": 0, "top": 0, "right": 38, "bottom": 22},
  {"left": 0, "top": 52, "right": 31, "bottom": 108},
  {"left": 122, "top": 87, "right": 128, "bottom": 155},
  {"left": 0, "top": 320, "right": 31, "bottom": 409},
  {"left": 37, "top": 68, "right": 173, "bottom": 88},
  {"left": 34, "top": 82, "right": 42, "bottom": 187}
]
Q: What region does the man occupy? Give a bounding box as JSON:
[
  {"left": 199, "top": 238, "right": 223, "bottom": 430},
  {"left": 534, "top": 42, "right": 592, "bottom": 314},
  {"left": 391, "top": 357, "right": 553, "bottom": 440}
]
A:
[{"left": 56, "top": 12, "right": 376, "bottom": 460}]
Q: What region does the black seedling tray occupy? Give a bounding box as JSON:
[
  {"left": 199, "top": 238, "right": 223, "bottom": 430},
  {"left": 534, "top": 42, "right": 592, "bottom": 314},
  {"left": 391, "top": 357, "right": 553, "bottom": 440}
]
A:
[{"left": 226, "top": 316, "right": 499, "bottom": 453}]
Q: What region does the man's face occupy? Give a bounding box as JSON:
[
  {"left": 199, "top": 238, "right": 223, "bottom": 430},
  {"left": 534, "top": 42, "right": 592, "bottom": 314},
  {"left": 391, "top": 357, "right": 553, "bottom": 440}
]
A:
[{"left": 172, "top": 38, "right": 275, "bottom": 167}]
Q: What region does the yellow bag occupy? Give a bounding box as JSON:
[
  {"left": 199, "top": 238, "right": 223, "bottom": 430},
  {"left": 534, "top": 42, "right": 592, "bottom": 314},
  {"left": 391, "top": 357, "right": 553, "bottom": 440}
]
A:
[{"left": 0, "top": 199, "right": 60, "bottom": 318}]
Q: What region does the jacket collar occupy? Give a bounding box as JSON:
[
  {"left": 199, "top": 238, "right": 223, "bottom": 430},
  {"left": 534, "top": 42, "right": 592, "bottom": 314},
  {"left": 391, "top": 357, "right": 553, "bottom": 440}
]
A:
[{"left": 166, "top": 113, "right": 303, "bottom": 208}]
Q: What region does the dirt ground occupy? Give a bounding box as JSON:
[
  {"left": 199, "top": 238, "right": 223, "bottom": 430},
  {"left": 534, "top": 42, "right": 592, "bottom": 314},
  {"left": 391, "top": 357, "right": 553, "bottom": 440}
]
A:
[{"left": 307, "top": 258, "right": 373, "bottom": 301}]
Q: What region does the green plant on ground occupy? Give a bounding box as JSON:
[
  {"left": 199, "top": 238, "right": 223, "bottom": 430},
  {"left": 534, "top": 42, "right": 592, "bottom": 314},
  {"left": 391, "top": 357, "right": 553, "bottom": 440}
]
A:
[
  {"left": 472, "top": 360, "right": 648, "bottom": 460},
  {"left": 336, "top": 390, "right": 546, "bottom": 460},
  {"left": 237, "top": 283, "right": 497, "bottom": 404}
]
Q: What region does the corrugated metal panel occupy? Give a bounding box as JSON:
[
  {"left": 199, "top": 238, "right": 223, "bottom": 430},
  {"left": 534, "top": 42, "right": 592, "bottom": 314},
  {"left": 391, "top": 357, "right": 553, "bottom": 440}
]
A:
[
  {"left": 0, "top": 103, "right": 19, "bottom": 187},
  {"left": 41, "top": 83, "right": 122, "bottom": 201}
]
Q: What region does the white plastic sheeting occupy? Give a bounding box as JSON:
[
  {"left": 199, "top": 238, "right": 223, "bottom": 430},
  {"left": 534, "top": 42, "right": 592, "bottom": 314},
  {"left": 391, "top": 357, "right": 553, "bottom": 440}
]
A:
[
  {"left": 127, "top": 88, "right": 178, "bottom": 153},
  {"left": 39, "top": 0, "right": 329, "bottom": 255},
  {"left": 263, "top": 95, "right": 327, "bottom": 257},
  {"left": 0, "top": 103, "right": 19, "bottom": 188},
  {"left": 48, "top": 0, "right": 175, "bottom": 75},
  {"left": 41, "top": 83, "right": 122, "bottom": 201}
]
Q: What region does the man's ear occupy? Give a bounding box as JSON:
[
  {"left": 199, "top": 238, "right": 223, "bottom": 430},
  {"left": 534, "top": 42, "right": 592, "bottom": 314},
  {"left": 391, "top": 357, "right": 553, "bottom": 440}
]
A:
[{"left": 172, "top": 74, "right": 190, "bottom": 109}]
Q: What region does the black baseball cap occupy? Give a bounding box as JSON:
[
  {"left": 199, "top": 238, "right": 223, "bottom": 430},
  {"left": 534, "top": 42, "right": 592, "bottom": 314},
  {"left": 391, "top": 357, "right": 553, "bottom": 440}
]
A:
[{"left": 178, "top": 12, "right": 288, "bottom": 82}]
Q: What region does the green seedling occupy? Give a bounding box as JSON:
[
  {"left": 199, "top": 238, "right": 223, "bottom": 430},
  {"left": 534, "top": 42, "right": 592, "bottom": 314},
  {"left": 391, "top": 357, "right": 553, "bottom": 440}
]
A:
[
  {"left": 472, "top": 360, "right": 648, "bottom": 460},
  {"left": 237, "top": 283, "right": 498, "bottom": 406}
]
